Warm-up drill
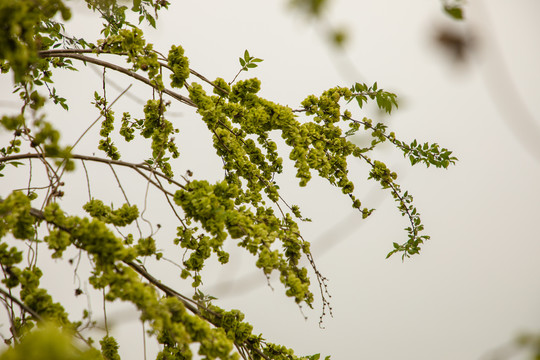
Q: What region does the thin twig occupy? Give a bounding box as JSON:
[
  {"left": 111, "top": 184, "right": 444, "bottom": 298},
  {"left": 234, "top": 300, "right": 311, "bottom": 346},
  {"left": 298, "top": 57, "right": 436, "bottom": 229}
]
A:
[
  {"left": 102, "top": 289, "right": 109, "bottom": 336},
  {"left": 140, "top": 173, "right": 154, "bottom": 235},
  {"left": 142, "top": 321, "right": 147, "bottom": 360},
  {"left": 27, "top": 158, "right": 33, "bottom": 196},
  {"left": 153, "top": 173, "right": 186, "bottom": 228},
  {"left": 72, "top": 84, "right": 133, "bottom": 153},
  {"left": 0, "top": 295, "right": 17, "bottom": 342},
  {"left": 81, "top": 160, "right": 92, "bottom": 201},
  {"left": 130, "top": 166, "right": 174, "bottom": 197},
  {"left": 108, "top": 163, "right": 144, "bottom": 238}
]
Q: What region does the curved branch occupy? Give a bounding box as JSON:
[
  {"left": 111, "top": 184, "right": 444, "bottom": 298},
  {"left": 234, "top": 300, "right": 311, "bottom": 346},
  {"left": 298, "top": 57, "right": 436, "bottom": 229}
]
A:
[
  {"left": 38, "top": 49, "right": 228, "bottom": 95},
  {"left": 0, "top": 153, "right": 186, "bottom": 191},
  {"left": 38, "top": 51, "right": 197, "bottom": 107},
  {"left": 357, "top": 153, "right": 423, "bottom": 258}
]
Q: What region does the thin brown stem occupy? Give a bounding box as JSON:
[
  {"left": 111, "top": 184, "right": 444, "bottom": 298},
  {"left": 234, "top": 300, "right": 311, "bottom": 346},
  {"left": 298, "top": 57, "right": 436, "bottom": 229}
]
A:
[
  {"left": 81, "top": 160, "right": 92, "bottom": 201},
  {"left": 108, "top": 163, "right": 144, "bottom": 238}
]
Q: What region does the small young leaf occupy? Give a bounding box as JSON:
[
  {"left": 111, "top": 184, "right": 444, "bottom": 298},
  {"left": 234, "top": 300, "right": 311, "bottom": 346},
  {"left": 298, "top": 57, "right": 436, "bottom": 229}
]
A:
[
  {"left": 147, "top": 14, "right": 156, "bottom": 28},
  {"left": 444, "top": 5, "right": 464, "bottom": 20}
]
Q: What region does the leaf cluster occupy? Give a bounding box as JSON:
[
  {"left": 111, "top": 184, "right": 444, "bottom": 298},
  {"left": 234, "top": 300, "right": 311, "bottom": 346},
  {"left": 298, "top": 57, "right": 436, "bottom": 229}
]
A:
[{"left": 239, "top": 50, "right": 263, "bottom": 71}]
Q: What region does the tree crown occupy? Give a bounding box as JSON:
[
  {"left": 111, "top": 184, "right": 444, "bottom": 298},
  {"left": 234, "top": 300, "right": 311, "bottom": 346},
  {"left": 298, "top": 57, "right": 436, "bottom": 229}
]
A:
[{"left": 0, "top": 1, "right": 457, "bottom": 359}]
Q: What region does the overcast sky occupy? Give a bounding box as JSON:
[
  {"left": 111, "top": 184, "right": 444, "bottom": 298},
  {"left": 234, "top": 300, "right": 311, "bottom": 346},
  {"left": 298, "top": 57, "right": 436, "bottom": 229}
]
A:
[{"left": 1, "top": 1, "right": 540, "bottom": 359}]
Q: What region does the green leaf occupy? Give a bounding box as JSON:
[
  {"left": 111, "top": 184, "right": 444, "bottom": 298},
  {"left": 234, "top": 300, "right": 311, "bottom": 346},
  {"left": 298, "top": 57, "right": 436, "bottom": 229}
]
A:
[
  {"left": 444, "top": 5, "right": 464, "bottom": 20},
  {"left": 147, "top": 14, "right": 156, "bottom": 28}
]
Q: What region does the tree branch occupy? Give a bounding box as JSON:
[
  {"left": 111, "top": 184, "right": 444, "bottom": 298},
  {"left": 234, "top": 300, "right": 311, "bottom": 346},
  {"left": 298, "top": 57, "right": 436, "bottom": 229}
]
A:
[
  {"left": 0, "top": 287, "right": 43, "bottom": 322},
  {"left": 23, "top": 205, "right": 272, "bottom": 360},
  {"left": 0, "top": 153, "right": 186, "bottom": 191},
  {"left": 38, "top": 51, "right": 197, "bottom": 107},
  {"left": 38, "top": 49, "right": 228, "bottom": 96}
]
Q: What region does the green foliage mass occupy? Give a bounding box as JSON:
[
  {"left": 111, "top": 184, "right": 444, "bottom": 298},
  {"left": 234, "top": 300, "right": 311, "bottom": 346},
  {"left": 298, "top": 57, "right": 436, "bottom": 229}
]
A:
[
  {"left": 83, "top": 199, "right": 139, "bottom": 227},
  {"left": 0, "top": 0, "right": 71, "bottom": 81},
  {"left": 0, "top": 0, "right": 460, "bottom": 359}
]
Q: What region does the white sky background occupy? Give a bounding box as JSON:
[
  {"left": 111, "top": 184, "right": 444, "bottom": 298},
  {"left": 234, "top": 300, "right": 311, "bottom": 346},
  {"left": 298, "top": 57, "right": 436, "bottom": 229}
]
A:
[{"left": 1, "top": 0, "right": 540, "bottom": 359}]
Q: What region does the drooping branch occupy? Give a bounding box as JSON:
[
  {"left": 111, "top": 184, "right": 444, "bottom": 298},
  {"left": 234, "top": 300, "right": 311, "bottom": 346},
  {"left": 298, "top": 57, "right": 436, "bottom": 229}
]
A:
[
  {"left": 38, "top": 48, "right": 229, "bottom": 96},
  {"left": 38, "top": 51, "right": 197, "bottom": 107},
  {"left": 0, "top": 153, "right": 186, "bottom": 192},
  {"left": 23, "top": 205, "right": 273, "bottom": 360},
  {"left": 25, "top": 205, "right": 201, "bottom": 316}
]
